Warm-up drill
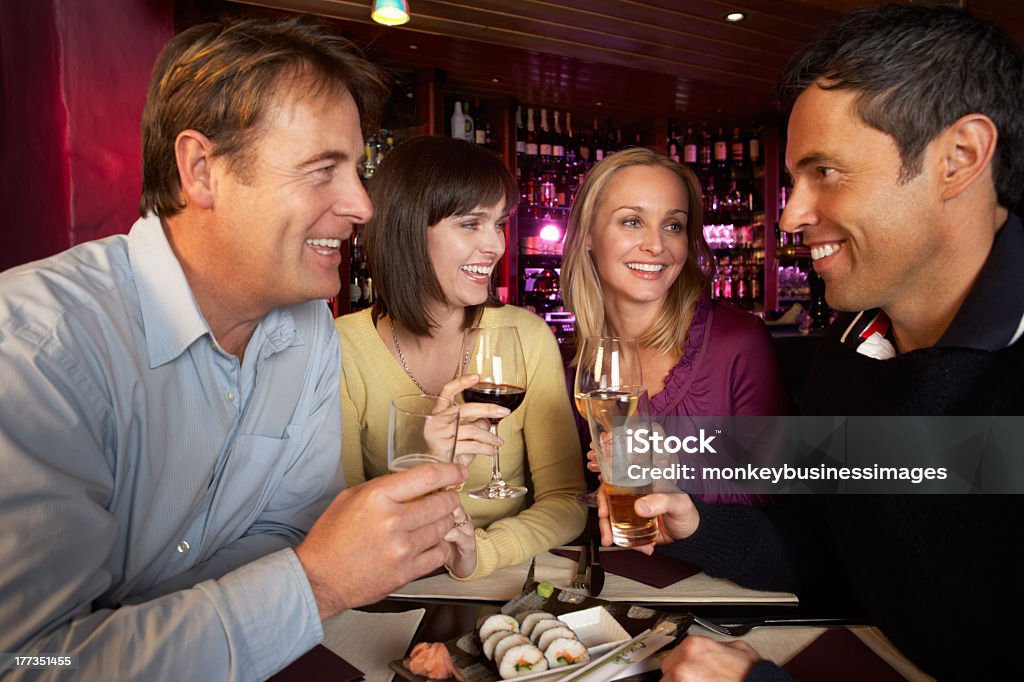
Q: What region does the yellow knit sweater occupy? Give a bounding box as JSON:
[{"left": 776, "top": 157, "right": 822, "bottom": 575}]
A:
[{"left": 335, "top": 305, "right": 587, "bottom": 579}]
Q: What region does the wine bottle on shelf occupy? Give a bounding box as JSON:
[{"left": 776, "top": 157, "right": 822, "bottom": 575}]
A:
[
  {"left": 515, "top": 105, "right": 526, "bottom": 158},
  {"left": 730, "top": 127, "right": 745, "bottom": 170},
  {"left": 565, "top": 112, "right": 578, "bottom": 166},
  {"left": 539, "top": 109, "right": 553, "bottom": 161},
  {"left": 555, "top": 169, "right": 569, "bottom": 208},
  {"left": 462, "top": 101, "right": 475, "bottom": 142},
  {"left": 525, "top": 107, "right": 539, "bottom": 163},
  {"left": 703, "top": 175, "right": 719, "bottom": 224},
  {"left": 592, "top": 118, "right": 605, "bottom": 162},
  {"left": 552, "top": 111, "right": 565, "bottom": 162},
  {"left": 474, "top": 98, "right": 487, "bottom": 145},
  {"left": 682, "top": 124, "right": 698, "bottom": 168},
  {"left": 349, "top": 233, "right": 364, "bottom": 309},
  {"left": 713, "top": 126, "right": 729, "bottom": 178},
  {"left": 699, "top": 123, "right": 712, "bottom": 174},
  {"left": 576, "top": 113, "right": 591, "bottom": 164},
  {"left": 667, "top": 125, "right": 680, "bottom": 163},
  {"left": 749, "top": 123, "right": 762, "bottom": 167}
]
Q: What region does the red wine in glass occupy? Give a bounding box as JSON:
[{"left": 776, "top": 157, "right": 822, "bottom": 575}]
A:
[
  {"left": 461, "top": 383, "right": 526, "bottom": 416},
  {"left": 461, "top": 327, "right": 528, "bottom": 500}
]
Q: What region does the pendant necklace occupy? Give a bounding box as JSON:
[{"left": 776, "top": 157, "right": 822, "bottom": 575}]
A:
[{"left": 390, "top": 319, "right": 461, "bottom": 393}]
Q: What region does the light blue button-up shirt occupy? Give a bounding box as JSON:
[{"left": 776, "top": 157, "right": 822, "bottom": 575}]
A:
[{"left": 0, "top": 216, "right": 343, "bottom": 680}]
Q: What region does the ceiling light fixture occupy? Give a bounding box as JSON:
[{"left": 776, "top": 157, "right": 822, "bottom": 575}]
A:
[
  {"left": 372, "top": 0, "right": 410, "bottom": 26},
  {"left": 724, "top": 12, "right": 746, "bottom": 22}
]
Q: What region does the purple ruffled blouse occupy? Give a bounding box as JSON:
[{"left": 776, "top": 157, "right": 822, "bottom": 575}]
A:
[{"left": 568, "top": 296, "right": 788, "bottom": 506}]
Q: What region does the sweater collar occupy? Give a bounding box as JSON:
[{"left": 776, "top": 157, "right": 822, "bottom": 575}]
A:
[
  {"left": 936, "top": 212, "right": 1024, "bottom": 351},
  {"left": 840, "top": 212, "right": 1023, "bottom": 357}
]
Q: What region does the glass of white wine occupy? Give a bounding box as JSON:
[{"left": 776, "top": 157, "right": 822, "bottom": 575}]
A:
[
  {"left": 388, "top": 394, "right": 460, "bottom": 473},
  {"left": 574, "top": 336, "right": 643, "bottom": 506}
]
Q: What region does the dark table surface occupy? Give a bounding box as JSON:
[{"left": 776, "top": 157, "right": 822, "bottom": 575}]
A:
[{"left": 269, "top": 594, "right": 874, "bottom": 682}]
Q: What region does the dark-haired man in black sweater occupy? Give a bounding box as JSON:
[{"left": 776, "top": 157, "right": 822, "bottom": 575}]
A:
[{"left": 597, "top": 5, "right": 1023, "bottom": 681}]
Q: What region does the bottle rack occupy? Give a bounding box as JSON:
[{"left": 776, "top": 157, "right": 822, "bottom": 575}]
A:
[{"left": 333, "top": 75, "right": 798, "bottom": 328}]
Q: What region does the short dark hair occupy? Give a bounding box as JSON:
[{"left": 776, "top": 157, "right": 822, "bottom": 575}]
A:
[
  {"left": 140, "top": 15, "right": 388, "bottom": 218},
  {"left": 364, "top": 136, "right": 517, "bottom": 336},
  {"left": 778, "top": 4, "right": 1024, "bottom": 209}
]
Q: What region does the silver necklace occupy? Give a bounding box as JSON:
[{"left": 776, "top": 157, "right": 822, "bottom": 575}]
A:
[{"left": 390, "top": 319, "right": 460, "bottom": 393}]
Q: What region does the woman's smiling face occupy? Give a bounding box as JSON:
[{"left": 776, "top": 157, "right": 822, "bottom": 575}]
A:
[{"left": 587, "top": 164, "right": 690, "bottom": 309}]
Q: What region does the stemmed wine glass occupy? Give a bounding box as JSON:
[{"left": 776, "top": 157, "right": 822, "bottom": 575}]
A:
[
  {"left": 461, "top": 326, "right": 528, "bottom": 500},
  {"left": 573, "top": 336, "right": 643, "bottom": 506}
]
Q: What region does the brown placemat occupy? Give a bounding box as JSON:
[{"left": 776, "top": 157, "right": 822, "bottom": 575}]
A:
[
  {"left": 782, "top": 629, "right": 907, "bottom": 681},
  {"left": 270, "top": 644, "right": 364, "bottom": 682},
  {"left": 551, "top": 548, "right": 702, "bottom": 588}
]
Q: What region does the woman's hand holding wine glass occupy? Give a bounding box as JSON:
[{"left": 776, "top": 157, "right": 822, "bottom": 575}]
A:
[
  {"left": 460, "top": 326, "right": 528, "bottom": 500},
  {"left": 437, "top": 373, "right": 509, "bottom": 468}
]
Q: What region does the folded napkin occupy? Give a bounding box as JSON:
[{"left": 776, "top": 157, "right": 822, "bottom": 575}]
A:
[
  {"left": 322, "top": 608, "right": 426, "bottom": 682},
  {"left": 783, "top": 629, "right": 906, "bottom": 681},
  {"left": 551, "top": 547, "right": 701, "bottom": 588},
  {"left": 270, "top": 645, "right": 364, "bottom": 682}
]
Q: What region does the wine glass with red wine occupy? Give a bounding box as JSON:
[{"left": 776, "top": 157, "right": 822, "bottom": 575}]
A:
[{"left": 461, "top": 326, "right": 528, "bottom": 500}]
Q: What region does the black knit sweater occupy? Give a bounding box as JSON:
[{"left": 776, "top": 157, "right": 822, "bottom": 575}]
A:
[{"left": 661, "top": 326, "right": 1023, "bottom": 680}]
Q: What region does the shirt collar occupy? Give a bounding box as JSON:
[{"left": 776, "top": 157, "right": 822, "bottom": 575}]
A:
[
  {"left": 937, "top": 212, "right": 1024, "bottom": 350},
  {"left": 128, "top": 215, "right": 211, "bottom": 368},
  {"left": 840, "top": 212, "right": 1024, "bottom": 356},
  {"left": 128, "top": 215, "right": 306, "bottom": 368}
]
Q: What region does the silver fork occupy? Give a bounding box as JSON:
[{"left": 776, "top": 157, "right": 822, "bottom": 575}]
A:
[
  {"left": 691, "top": 615, "right": 853, "bottom": 637},
  {"left": 571, "top": 545, "right": 590, "bottom": 591}
]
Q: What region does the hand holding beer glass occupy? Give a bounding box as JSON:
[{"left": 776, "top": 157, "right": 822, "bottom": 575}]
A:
[
  {"left": 585, "top": 386, "right": 658, "bottom": 547},
  {"left": 388, "top": 394, "right": 477, "bottom": 576}
]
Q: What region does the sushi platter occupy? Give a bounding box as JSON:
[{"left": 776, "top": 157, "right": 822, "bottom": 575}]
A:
[{"left": 393, "top": 582, "right": 693, "bottom": 682}]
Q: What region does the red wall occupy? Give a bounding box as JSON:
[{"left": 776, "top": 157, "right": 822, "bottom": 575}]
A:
[{"left": 0, "top": 0, "right": 173, "bottom": 272}]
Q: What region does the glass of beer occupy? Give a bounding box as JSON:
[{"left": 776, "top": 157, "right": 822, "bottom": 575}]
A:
[
  {"left": 388, "top": 394, "right": 460, "bottom": 473},
  {"left": 573, "top": 336, "right": 643, "bottom": 507},
  {"left": 585, "top": 386, "right": 658, "bottom": 548}
]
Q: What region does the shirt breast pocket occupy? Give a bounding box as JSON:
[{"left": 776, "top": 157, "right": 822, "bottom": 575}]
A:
[{"left": 206, "top": 425, "right": 306, "bottom": 543}]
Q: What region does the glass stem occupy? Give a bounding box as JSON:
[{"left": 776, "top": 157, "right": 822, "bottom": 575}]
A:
[{"left": 489, "top": 422, "right": 505, "bottom": 486}]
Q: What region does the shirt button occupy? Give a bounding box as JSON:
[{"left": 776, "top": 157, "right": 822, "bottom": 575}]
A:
[
  {"left": 176, "top": 540, "right": 191, "bottom": 553},
  {"left": 225, "top": 389, "right": 236, "bottom": 402}
]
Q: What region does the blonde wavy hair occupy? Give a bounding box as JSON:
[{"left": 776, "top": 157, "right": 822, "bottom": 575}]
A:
[{"left": 561, "top": 147, "right": 715, "bottom": 366}]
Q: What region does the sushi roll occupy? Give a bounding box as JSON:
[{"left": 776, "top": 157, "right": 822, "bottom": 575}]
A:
[
  {"left": 536, "top": 625, "right": 578, "bottom": 652},
  {"left": 483, "top": 630, "right": 517, "bottom": 661},
  {"left": 478, "top": 614, "right": 518, "bottom": 642},
  {"left": 527, "top": 618, "right": 564, "bottom": 643},
  {"left": 513, "top": 609, "right": 544, "bottom": 625},
  {"left": 498, "top": 643, "right": 548, "bottom": 679},
  {"left": 543, "top": 638, "right": 590, "bottom": 668},
  {"left": 492, "top": 634, "right": 530, "bottom": 666},
  {"left": 518, "top": 612, "right": 555, "bottom": 638}
]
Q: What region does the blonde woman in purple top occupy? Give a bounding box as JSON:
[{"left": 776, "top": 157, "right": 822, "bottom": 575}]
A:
[{"left": 561, "top": 148, "right": 787, "bottom": 504}]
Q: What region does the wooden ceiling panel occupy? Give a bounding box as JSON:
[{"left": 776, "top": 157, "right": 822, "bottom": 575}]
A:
[{"left": 218, "top": 0, "right": 1023, "bottom": 126}]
